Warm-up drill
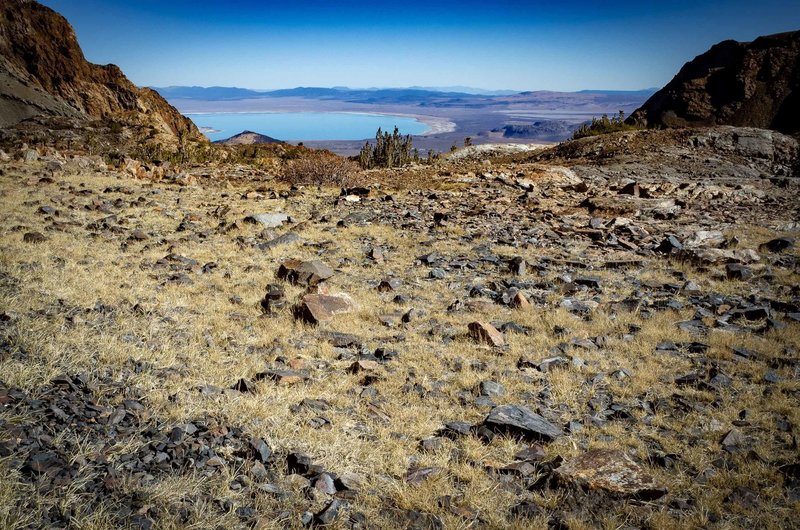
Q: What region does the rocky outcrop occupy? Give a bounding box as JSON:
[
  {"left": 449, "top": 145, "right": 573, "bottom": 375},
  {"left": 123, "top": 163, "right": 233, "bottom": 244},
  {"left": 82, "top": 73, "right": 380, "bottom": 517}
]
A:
[
  {"left": 630, "top": 31, "right": 800, "bottom": 134},
  {"left": 0, "top": 0, "right": 201, "bottom": 145},
  {"left": 216, "top": 130, "right": 282, "bottom": 145}
]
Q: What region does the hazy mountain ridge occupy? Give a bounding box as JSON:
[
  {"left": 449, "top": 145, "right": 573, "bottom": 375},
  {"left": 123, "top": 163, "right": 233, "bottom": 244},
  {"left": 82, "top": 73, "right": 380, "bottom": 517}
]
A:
[{"left": 153, "top": 85, "right": 656, "bottom": 108}]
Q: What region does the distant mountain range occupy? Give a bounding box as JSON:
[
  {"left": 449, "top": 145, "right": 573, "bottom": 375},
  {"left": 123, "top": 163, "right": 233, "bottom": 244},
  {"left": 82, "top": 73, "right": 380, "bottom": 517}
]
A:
[{"left": 152, "top": 85, "right": 657, "bottom": 104}]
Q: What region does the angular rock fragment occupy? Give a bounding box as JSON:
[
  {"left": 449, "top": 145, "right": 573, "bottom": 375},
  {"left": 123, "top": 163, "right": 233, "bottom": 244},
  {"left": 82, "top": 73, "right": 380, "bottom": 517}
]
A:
[
  {"left": 244, "top": 213, "right": 289, "bottom": 228},
  {"left": 315, "top": 499, "right": 345, "bottom": 525},
  {"left": 468, "top": 321, "right": 505, "bottom": 347},
  {"left": 554, "top": 449, "right": 667, "bottom": 500},
  {"left": 260, "top": 284, "right": 285, "bottom": 314},
  {"left": 257, "top": 232, "right": 303, "bottom": 250},
  {"left": 295, "top": 293, "right": 355, "bottom": 324},
  {"left": 277, "top": 259, "right": 334, "bottom": 286},
  {"left": 482, "top": 404, "right": 563, "bottom": 441}
]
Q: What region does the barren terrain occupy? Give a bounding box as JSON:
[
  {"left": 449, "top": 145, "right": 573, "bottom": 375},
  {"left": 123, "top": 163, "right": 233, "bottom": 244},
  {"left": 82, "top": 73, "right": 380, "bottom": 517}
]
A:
[{"left": 0, "top": 126, "right": 798, "bottom": 529}]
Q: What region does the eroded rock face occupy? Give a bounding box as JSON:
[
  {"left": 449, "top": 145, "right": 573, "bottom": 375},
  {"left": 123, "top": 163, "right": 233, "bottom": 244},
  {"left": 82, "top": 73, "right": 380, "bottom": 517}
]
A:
[
  {"left": 630, "top": 31, "right": 800, "bottom": 134},
  {"left": 0, "top": 0, "right": 201, "bottom": 144},
  {"left": 555, "top": 449, "right": 667, "bottom": 500}
]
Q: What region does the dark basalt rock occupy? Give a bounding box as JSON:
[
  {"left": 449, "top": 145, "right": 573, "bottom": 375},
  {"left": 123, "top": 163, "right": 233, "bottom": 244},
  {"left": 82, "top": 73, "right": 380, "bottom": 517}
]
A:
[
  {"left": 482, "top": 404, "right": 563, "bottom": 442},
  {"left": 630, "top": 31, "right": 800, "bottom": 135}
]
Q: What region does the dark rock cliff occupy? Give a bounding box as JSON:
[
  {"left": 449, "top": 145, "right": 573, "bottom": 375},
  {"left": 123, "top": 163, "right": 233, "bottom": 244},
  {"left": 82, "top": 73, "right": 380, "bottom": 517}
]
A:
[{"left": 629, "top": 31, "right": 800, "bottom": 135}]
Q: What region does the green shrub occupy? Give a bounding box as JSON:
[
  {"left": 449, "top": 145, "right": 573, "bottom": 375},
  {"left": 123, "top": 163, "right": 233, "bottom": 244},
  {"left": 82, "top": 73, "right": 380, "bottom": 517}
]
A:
[
  {"left": 358, "top": 127, "right": 419, "bottom": 169},
  {"left": 572, "top": 111, "right": 640, "bottom": 140}
]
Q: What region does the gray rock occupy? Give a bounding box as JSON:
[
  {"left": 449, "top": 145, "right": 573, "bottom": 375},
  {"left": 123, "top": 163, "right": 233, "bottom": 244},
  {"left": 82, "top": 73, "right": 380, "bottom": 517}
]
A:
[
  {"left": 258, "top": 232, "right": 303, "bottom": 250},
  {"left": 477, "top": 380, "right": 505, "bottom": 397},
  {"left": 244, "top": 213, "right": 289, "bottom": 228},
  {"left": 483, "top": 404, "right": 563, "bottom": 441}
]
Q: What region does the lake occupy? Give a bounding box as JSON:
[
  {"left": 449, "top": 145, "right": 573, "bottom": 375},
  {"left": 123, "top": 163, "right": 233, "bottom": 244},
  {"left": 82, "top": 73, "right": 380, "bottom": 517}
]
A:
[{"left": 187, "top": 112, "right": 430, "bottom": 142}]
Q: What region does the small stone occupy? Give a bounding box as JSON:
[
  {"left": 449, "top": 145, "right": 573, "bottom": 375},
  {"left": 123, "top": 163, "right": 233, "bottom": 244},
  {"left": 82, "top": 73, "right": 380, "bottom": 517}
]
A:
[
  {"left": 721, "top": 429, "right": 746, "bottom": 453},
  {"left": 510, "top": 292, "right": 531, "bottom": 309},
  {"left": 429, "top": 268, "right": 446, "bottom": 279},
  {"left": 314, "top": 473, "right": 337, "bottom": 495},
  {"left": 656, "top": 235, "right": 683, "bottom": 253},
  {"left": 250, "top": 438, "right": 272, "bottom": 463},
  {"left": 23, "top": 232, "right": 47, "bottom": 243},
  {"left": 477, "top": 380, "right": 505, "bottom": 397},
  {"left": 277, "top": 259, "right": 334, "bottom": 286},
  {"left": 726, "top": 263, "right": 752, "bottom": 280},
  {"left": 244, "top": 213, "right": 289, "bottom": 228},
  {"left": 420, "top": 437, "right": 445, "bottom": 452},
  {"left": 468, "top": 321, "right": 504, "bottom": 347}
]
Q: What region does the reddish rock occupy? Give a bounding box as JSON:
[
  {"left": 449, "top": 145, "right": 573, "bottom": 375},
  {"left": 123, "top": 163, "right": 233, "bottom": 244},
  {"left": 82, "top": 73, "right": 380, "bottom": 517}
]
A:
[
  {"left": 296, "top": 293, "right": 354, "bottom": 324},
  {"left": 468, "top": 321, "right": 505, "bottom": 347},
  {"left": 554, "top": 449, "right": 667, "bottom": 500},
  {"left": 511, "top": 292, "right": 531, "bottom": 310}
]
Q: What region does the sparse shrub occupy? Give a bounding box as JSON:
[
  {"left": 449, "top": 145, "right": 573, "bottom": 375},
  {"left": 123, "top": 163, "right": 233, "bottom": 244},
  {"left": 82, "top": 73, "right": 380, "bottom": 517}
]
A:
[
  {"left": 281, "top": 152, "right": 357, "bottom": 187},
  {"left": 572, "top": 110, "right": 640, "bottom": 140},
  {"left": 358, "top": 126, "right": 417, "bottom": 169}
]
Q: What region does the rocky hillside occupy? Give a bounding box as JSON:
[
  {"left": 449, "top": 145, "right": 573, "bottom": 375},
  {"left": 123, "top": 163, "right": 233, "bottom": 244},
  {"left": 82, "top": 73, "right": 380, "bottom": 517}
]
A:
[
  {"left": 0, "top": 0, "right": 201, "bottom": 145},
  {"left": 0, "top": 127, "right": 798, "bottom": 529},
  {"left": 630, "top": 31, "right": 800, "bottom": 134}
]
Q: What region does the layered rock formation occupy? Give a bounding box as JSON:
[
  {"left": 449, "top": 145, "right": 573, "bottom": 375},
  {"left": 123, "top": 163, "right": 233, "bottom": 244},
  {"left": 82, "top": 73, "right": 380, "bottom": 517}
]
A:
[
  {"left": 630, "top": 31, "right": 800, "bottom": 134},
  {"left": 0, "top": 0, "right": 201, "bottom": 145}
]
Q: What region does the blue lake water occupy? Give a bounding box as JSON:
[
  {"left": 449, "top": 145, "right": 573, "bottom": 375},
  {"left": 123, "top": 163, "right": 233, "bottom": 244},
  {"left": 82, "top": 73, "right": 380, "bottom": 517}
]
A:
[{"left": 187, "top": 112, "right": 430, "bottom": 142}]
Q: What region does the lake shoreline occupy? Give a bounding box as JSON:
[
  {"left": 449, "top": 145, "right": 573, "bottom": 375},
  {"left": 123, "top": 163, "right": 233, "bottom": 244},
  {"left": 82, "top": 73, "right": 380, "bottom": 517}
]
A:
[{"left": 185, "top": 110, "right": 454, "bottom": 141}]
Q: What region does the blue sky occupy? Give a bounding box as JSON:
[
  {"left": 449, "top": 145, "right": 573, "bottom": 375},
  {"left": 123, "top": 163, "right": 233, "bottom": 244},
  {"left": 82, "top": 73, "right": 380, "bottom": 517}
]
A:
[{"left": 40, "top": 0, "right": 800, "bottom": 91}]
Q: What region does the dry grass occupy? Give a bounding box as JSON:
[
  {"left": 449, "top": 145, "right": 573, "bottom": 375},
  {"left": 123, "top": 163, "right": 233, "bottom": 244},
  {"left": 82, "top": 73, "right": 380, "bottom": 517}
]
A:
[{"left": 0, "top": 158, "right": 798, "bottom": 529}]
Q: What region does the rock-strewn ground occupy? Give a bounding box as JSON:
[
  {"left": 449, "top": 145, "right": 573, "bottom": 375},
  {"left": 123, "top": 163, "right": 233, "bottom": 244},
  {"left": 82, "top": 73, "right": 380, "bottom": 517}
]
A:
[{"left": 0, "top": 127, "right": 798, "bottom": 529}]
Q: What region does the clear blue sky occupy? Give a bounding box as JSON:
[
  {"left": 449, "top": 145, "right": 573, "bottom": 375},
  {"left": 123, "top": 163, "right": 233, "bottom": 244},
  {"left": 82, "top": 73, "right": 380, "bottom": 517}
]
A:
[{"left": 39, "top": 0, "right": 800, "bottom": 91}]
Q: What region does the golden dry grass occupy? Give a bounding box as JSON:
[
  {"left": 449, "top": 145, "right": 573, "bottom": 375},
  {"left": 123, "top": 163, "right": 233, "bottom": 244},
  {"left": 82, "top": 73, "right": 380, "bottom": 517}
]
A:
[{"left": 0, "top": 157, "right": 798, "bottom": 529}]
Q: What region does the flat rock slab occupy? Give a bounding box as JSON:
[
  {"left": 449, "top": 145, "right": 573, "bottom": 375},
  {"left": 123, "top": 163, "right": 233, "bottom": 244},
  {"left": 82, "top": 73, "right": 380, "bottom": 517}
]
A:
[
  {"left": 554, "top": 449, "right": 667, "bottom": 500},
  {"left": 278, "top": 259, "right": 334, "bottom": 286},
  {"left": 257, "top": 232, "right": 303, "bottom": 250},
  {"left": 296, "top": 294, "right": 354, "bottom": 324},
  {"left": 483, "top": 404, "right": 563, "bottom": 441},
  {"left": 245, "top": 213, "right": 289, "bottom": 228}
]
